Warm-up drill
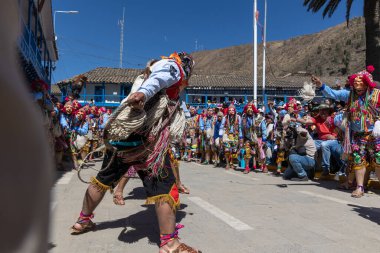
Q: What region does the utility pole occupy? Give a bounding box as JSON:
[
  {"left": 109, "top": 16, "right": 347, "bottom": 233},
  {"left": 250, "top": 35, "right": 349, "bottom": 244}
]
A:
[{"left": 118, "top": 7, "right": 125, "bottom": 68}]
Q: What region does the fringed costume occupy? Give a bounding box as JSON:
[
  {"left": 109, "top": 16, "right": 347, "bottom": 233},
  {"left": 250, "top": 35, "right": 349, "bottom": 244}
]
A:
[
  {"left": 319, "top": 66, "right": 380, "bottom": 198},
  {"left": 221, "top": 104, "right": 242, "bottom": 169}
]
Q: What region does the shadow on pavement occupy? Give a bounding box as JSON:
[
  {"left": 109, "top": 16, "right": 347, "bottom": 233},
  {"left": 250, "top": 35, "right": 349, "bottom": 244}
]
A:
[
  {"left": 312, "top": 179, "right": 342, "bottom": 190},
  {"left": 54, "top": 158, "right": 98, "bottom": 185},
  {"left": 124, "top": 186, "right": 146, "bottom": 200},
  {"left": 94, "top": 204, "right": 188, "bottom": 246},
  {"left": 348, "top": 204, "right": 380, "bottom": 225}
]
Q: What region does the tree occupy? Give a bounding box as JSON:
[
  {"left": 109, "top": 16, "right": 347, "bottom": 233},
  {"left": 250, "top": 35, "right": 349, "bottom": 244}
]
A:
[{"left": 303, "top": 0, "right": 380, "bottom": 81}]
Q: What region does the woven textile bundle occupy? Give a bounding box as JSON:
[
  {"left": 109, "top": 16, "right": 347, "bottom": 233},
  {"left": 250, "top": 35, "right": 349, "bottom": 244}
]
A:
[
  {"left": 169, "top": 109, "right": 186, "bottom": 141},
  {"left": 105, "top": 93, "right": 169, "bottom": 141},
  {"left": 105, "top": 104, "right": 146, "bottom": 141}
]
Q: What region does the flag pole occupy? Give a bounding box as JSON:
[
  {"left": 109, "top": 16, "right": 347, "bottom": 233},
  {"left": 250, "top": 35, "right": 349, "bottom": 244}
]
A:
[
  {"left": 262, "top": 0, "right": 267, "bottom": 100},
  {"left": 253, "top": 0, "right": 258, "bottom": 106}
]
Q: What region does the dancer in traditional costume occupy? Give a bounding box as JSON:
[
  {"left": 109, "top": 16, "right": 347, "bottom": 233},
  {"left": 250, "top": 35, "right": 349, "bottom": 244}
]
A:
[
  {"left": 70, "top": 109, "right": 89, "bottom": 168},
  {"left": 255, "top": 111, "right": 268, "bottom": 172},
  {"left": 274, "top": 99, "right": 299, "bottom": 174},
  {"left": 312, "top": 66, "right": 380, "bottom": 198},
  {"left": 71, "top": 52, "right": 201, "bottom": 253},
  {"left": 185, "top": 107, "right": 200, "bottom": 162},
  {"left": 241, "top": 102, "right": 259, "bottom": 173},
  {"left": 212, "top": 111, "right": 224, "bottom": 167},
  {"left": 112, "top": 61, "right": 190, "bottom": 204},
  {"left": 84, "top": 106, "right": 100, "bottom": 160},
  {"left": 221, "top": 104, "right": 243, "bottom": 170},
  {"left": 199, "top": 107, "right": 216, "bottom": 165}
]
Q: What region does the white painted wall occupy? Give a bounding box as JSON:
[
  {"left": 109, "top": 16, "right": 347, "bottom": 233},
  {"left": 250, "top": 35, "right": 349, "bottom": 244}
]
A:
[{"left": 78, "top": 83, "right": 131, "bottom": 104}]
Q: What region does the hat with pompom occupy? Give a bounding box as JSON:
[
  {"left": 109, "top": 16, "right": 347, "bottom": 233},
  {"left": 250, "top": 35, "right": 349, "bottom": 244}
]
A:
[{"left": 349, "top": 65, "right": 376, "bottom": 89}]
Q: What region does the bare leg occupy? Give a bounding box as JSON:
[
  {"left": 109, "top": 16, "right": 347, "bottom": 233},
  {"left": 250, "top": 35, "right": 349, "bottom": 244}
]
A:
[
  {"left": 72, "top": 153, "right": 79, "bottom": 169},
  {"left": 80, "top": 151, "right": 87, "bottom": 162},
  {"left": 72, "top": 184, "right": 107, "bottom": 230},
  {"left": 204, "top": 149, "right": 210, "bottom": 164},
  {"left": 187, "top": 149, "right": 192, "bottom": 162},
  {"left": 113, "top": 176, "right": 129, "bottom": 205},
  {"left": 83, "top": 184, "right": 107, "bottom": 214},
  {"left": 157, "top": 202, "right": 199, "bottom": 253},
  {"left": 352, "top": 166, "right": 365, "bottom": 197},
  {"left": 244, "top": 158, "right": 250, "bottom": 174},
  {"left": 172, "top": 161, "right": 190, "bottom": 194},
  {"left": 261, "top": 158, "right": 268, "bottom": 173},
  {"left": 225, "top": 152, "right": 230, "bottom": 170},
  {"left": 213, "top": 150, "right": 218, "bottom": 164},
  {"left": 252, "top": 156, "right": 256, "bottom": 170},
  {"left": 213, "top": 149, "right": 220, "bottom": 167},
  {"left": 201, "top": 150, "right": 205, "bottom": 163}
]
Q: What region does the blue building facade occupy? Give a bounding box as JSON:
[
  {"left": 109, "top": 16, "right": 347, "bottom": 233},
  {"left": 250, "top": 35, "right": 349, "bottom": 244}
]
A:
[
  {"left": 18, "top": 0, "right": 58, "bottom": 86},
  {"left": 55, "top": 67, "right": 341, "bottom": 111}
]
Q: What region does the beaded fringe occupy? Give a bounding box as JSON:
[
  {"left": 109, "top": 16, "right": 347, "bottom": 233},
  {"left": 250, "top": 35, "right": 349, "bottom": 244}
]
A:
[
  {"left": 145, "top": 194, "right": 180, "bottom": 212},
  {"left": 90, "top": 177, "right": 112, "bottom": 193}
]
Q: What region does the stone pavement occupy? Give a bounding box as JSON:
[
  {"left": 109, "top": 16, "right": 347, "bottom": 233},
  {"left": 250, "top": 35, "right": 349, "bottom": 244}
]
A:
[{"left": 50, "top": 161, "right": 380, "bottom": 253}]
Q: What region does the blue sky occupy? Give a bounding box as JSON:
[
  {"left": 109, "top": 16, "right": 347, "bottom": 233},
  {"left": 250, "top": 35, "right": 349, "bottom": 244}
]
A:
[{"left": 52, "top": 0, "right": 362, "bottom": 83}]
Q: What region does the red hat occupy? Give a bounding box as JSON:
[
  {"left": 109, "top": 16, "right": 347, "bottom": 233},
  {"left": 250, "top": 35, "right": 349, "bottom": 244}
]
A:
[
  {"left": 62, "top": 101, "right": 73, "bottom": 114},
  {"left": 75, "top": 108, "right": 86, "bottom": 118},
  {"left": 284, "top": 98, "right": 298, "bottom": 111},
  {"left": 349, "top": 65, "right": 376, "bottom": 89},
  {"left": 72, "top": 100, "right": 82, "bottom": 109},
  {"left": 243, "top": 102, "right": 259, "bottom": 114}
]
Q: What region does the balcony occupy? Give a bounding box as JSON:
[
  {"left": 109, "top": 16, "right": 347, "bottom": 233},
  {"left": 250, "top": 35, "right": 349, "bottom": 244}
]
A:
[
  {"left": 18, "top": 2, "right": 52, "bottom": 84},
  {"left": 60, "top": 94, "right": 127, "bottom": 108}
]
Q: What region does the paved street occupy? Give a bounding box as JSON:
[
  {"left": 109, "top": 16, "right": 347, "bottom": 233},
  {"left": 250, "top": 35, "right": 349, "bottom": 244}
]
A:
[{"left": 51, "top": 161, "right": 380, "bottom": 253}]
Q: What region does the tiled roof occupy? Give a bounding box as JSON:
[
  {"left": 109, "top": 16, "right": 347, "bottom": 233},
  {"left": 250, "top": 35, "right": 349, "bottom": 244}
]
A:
[
  {"left": 189, "top": 74, "right": 343, "bottom": 89},
  {"left": 50, "top": 84, "right": 61, "bottom": 95},
  {"left": 55, "top": 67, "right": 344, "bottom": 90},
  {"left": 56, "top": 67, "right": 143, "bottom": 85}
]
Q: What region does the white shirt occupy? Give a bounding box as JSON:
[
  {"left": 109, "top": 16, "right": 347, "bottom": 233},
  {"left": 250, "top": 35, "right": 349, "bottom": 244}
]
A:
[{"left": 137, "top": 59, "right": 181, "bottom": 101}]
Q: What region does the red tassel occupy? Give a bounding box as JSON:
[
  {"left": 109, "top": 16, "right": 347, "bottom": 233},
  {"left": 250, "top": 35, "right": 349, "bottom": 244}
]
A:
[
  {"left": 367, "top": 65, "right": 375, "bottom": 73},
  {"left": 349, "top": 74, "right": 357, "bottom": 86}
]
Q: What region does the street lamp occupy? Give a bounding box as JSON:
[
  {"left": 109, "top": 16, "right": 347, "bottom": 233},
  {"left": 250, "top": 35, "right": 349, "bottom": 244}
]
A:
[{"left": 53, "top": 10, "right": 79, "bottom": 40}]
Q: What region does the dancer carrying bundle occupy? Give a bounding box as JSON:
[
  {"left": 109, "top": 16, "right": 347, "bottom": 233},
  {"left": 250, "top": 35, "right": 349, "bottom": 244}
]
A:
[{"left": 71, "top": 52, "right": 201, "bottom": 253}]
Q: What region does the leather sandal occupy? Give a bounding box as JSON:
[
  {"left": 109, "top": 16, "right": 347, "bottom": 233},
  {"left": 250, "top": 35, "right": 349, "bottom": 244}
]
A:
[
  {"left": 338, "top": 181, "right": 356, "bottom": 191},
  {"left": 351, "top": 185, "right": 364, "bottom": 198},
  {"left": 71, "top": 212, "right": 96, "bottom": 235},
  {"left": 160, "top": 243, "right": 202, "bottom": 253}
]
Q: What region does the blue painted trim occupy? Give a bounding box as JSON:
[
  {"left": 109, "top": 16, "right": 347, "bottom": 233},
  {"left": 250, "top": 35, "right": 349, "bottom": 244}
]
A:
[
  {"left": 102, "top": 82, "right": 105, "bottom": 102},
  {"left": 120, "top": 84, "right": 124, "bottom": 101},
  {"left": 83, "top": 82, "right": 86, "bottom": 101}
]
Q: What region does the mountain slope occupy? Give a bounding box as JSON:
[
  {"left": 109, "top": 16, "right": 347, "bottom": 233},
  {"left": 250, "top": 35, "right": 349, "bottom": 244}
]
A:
[{"left": 192, "top": 17, "right": 365, "bottom": 77}]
